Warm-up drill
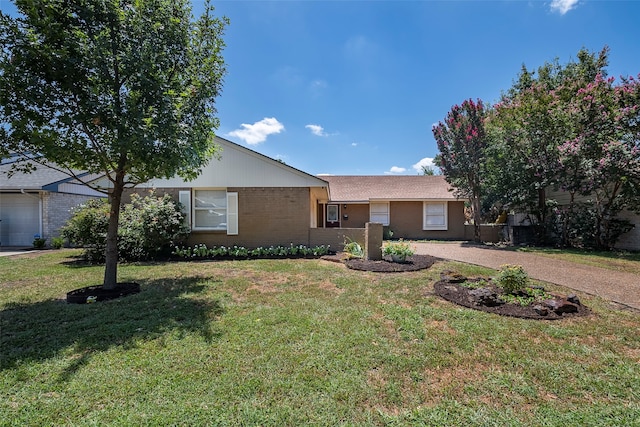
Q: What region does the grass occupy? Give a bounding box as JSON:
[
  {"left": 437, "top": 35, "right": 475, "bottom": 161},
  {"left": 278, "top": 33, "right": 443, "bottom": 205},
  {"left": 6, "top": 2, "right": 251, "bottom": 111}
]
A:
[
  {"left": 1, "top": 250, "right": 639, "bottom": 426},
  {"left": 516, "top": 247, "right": 640, "bottom": 275}
]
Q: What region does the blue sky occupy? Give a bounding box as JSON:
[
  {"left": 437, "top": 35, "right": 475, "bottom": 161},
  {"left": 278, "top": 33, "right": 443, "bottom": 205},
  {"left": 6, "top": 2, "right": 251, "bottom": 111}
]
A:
[{"left": 3, "top": 1, "right": 640, "bottom": 175}]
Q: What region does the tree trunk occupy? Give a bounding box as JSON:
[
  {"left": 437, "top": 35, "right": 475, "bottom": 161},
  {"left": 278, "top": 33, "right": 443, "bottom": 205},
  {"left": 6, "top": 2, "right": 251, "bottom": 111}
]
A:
[
  {"left": 537, "top": 187, "right": 547, "bottom": 244},
  {"left": 103, "top": 173, "right": 125, "bottom": 290},
  {"left": 562, "top": 192, "right": 576, "bottom": 247},
  {"left": 472, "top": 196, "right": 482, "bottom": 243}
]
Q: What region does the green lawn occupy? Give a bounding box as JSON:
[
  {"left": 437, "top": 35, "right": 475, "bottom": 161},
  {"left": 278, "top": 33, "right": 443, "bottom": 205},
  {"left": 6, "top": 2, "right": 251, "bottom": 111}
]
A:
[{"left": 1, "top": 250, "right": 639, "bottom": 426}]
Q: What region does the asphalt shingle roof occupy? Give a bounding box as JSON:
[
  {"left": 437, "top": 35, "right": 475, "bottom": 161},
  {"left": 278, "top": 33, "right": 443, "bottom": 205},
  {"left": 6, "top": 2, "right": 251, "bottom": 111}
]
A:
[
  {"left": 0, "top": 160, "right": 75, "bottom": 190},
  {"left": 321, "top": 175, "right": 457, "bottom": 202}
]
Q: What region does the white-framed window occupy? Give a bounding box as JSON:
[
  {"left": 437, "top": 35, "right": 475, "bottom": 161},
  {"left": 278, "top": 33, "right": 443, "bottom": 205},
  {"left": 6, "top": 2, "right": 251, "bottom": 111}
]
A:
[
  {"left": 370, "top": 202, "right": 390, "bottom": 226},
  {"left": 194, "top": 189, "right": 227, "bottom": 230},
  {"left": 327, "top": 204, "right": 339, "bottom": 223},
  {"left": 423, "top": 202, "right": 448, "bottom": 230},
  {"left": 182, "top": 189, "right": 238, "bottom": 234}
]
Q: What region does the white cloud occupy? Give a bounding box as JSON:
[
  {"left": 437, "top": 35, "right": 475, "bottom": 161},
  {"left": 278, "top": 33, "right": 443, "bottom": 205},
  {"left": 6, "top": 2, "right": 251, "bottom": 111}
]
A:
[
  {"left": 306, "top": 124, "right": 328, "bottom": 137},
  {"left": 412, "top": 157, "right": 435, "bottom": 173},
  {"left": 228, "top": 117, "right": 284, "bottom": 145},
  {"left": 384, "top": 166, "right": 407, "bottom": 175},
  {"left": 351, "top": 142, "right": 358, "bottom": 147},
  {"left": 550, "top": 0, "right": 579, "bottom": 15}
]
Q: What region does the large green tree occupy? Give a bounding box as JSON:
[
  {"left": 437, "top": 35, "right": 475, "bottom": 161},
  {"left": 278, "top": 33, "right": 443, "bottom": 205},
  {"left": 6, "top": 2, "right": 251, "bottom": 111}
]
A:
[
  {"left": 487, "top": 47, "right": 610, "bottom": 243},
  {"left": 0, "top": 0, "right": 227, "bottom": 289},
  {"left": 433, "top": 99, "right": 488, "bottom": 242}
]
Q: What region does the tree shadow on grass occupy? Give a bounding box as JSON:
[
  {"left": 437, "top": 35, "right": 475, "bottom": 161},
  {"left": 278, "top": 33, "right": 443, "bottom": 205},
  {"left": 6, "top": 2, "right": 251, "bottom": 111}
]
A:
[{"left": 0, "top": 277, "right": 225, "bottom": 379}]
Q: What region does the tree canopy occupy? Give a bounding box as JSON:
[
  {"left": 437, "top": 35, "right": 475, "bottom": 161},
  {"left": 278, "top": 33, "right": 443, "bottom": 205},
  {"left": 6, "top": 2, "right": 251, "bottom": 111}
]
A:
[
  {"left": 0, "top": 0, "right": 228, "bottom": 287},
  {"left": 433, "top": 98, "right": 488, "bottom": 242},
  {"left": 433, "top": 46, "right": 640, "bottom": 249}
]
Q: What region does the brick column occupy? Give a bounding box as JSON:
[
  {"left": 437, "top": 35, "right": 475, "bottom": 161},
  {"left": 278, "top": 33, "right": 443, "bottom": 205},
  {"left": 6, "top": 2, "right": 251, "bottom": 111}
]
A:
[{"left": 365, "top": 222, "right": 383, "bottom": 260}]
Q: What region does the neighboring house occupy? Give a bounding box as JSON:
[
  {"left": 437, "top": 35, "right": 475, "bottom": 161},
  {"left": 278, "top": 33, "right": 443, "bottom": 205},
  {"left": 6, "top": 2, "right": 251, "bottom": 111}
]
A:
[
  {"left": 316, "top": 175, "right": 465, "bottom": 240},
  {"left": 0, "top": 156, "right": 105, "bottom": 247}
]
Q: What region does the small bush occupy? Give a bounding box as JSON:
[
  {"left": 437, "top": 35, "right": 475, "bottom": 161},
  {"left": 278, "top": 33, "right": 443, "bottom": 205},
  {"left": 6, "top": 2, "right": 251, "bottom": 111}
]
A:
[
  {"left": 495, "top": 264, "right": 528, "bottom": 294},
  {"left": 51, "top": 237, "right": 64, "bottom": 249},
  {"left": 33, "top": 237, "right": 46, "bottom": 249},
  {"left": 381, "top": 240, "right": 414, "bottom": 262},
  {"left": 343, "top": 238, "right": 364, "bottom": 259},
  {"left": 61, "top": 198, "right": 109, "bottom": 262}
]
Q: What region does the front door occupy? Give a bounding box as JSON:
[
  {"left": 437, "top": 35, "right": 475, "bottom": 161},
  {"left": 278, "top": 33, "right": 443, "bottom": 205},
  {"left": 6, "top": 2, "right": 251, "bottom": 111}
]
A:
[{"left": 325, "top": 204, "right": 340, "bottom": 228}]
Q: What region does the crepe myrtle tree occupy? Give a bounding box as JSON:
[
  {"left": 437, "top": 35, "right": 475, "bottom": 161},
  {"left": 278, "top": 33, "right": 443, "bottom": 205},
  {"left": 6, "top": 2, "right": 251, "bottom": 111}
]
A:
[
  {"left": 557, "top": 73, "right": 640, "bottom": 248},
  {"left": 486, "top": 47, "right": 612, "bottom": 244},
  {"left": 0, "top": 0, "right": 228, "bottom": 289},
  {"left": 433, "top": 99, "right": 489, "bottom": 242}
]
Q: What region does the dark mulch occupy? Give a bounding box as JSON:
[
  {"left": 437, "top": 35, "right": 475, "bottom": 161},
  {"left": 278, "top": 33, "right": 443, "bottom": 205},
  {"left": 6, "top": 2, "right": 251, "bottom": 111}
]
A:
[
  {"left": 434, "top": 280, "right": 591, "bottom": 320},
  {"left": 322, "top": 254, "right": 441, "bottom": 272},
  {"left": 66, "top": 282, "right": 141, "bottom": 304}
]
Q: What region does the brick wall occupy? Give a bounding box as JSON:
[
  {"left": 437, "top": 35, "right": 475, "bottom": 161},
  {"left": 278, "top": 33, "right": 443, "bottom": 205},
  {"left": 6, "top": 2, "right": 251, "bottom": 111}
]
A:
[
  {"left": 186, "top": 187, "right": 313, "bottom": 248},
  {"left": 42, "top": 192, "right": 103, "bottom": 239},
  {"left": 309, "top": 227, "right": 366, "bottom": 251},
  {"left": 388, "top": 200, "right": 466, "bottom": 240},
  {"left": 340, "top": 204, "right": 370, "bottom": 228}
]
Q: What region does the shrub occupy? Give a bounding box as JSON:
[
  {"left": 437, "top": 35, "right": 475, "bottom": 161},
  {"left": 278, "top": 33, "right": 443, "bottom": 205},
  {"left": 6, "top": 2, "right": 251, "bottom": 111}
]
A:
[
  {"left": 343, "top": 238, "right": 364, "bottom": 259},
  {"left": 382, "top": 240, "right": 414, "bottom": 262},
  {"left": 61, "top": 198, "right": 109, "bottom": 262},
  {"left": 33, "top": 237, "right": 46, "bottom": 249},
  {"left": 172, "top": 243, "right": 331, "bottom": 259},
  {"left": 51, "top": 237, "right": 64, "bottom": 249},
  {"left": 61, "top": 192, "right": 189, "bottom": 263},
  {"left": 118, "top": 192, "right": 190, "bottom": 261},
  {"left": 383, "top": 227, "right": 394, "bottom": 240},
  {"left": 495, "top": 264, "right": 528, "bottom": 294}
]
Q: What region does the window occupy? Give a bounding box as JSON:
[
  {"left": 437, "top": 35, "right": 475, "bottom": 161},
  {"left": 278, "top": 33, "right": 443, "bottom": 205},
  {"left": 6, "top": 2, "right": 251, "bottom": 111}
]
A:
[
  {"left": 370, "top": 202, "right": 389, "bottom": 226},
  {"left": 327, "top": 204, "right": 339, "bottom": 223},
  {"left": 188, "top": 189, "right": 238, "bottom": 234},
  {"left": 423, "top": 202, "right": 447, "bottom": 230},
  {"left": 194, "top": 189, "right": 227, "bottom": 230}
]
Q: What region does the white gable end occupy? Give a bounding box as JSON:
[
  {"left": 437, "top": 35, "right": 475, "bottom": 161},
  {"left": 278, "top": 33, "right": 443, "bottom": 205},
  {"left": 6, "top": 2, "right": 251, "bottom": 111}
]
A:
[{"left": 140, "top": 136, "right": 327, "bottom": 189}]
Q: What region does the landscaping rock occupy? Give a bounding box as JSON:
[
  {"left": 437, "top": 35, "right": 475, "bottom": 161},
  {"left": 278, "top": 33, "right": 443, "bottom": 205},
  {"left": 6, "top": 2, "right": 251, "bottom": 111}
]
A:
[
  {"left": 440, "top": 271, "right": 467, "bottom": 283},
  {"left": 533, "top": 305, "right": 549, "bottom": 316},
  {"left": 542, "top": 298, "right": 579, "bottom": 315},
  {"left": 468, "top": 288, "right": 505, "bottom": 307},
  {"left": 567, "top": 294, "right": 581, "bottom": 305}
]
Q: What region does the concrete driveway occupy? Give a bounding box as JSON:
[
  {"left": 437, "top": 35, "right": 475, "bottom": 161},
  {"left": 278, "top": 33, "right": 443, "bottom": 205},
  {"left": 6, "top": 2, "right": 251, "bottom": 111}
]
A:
[
  {"left": 0, "top": 247, "right": 33, "bottom": 257},
  {"left": 413, "top": 242, "right": 640, "bottom": 311}
]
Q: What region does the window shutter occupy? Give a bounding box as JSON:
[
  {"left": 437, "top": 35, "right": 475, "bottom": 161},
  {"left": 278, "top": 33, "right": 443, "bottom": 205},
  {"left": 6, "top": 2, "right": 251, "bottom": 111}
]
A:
[
  {"left": 179, "top": 191, "right": 191, "bottom": 229},
  {"left": 226, "top": 192, "right": 238, "bottom": 235}
]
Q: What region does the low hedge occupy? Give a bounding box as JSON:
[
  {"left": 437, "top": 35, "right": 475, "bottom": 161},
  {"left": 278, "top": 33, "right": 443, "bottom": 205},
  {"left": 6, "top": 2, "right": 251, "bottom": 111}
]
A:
[{"left": 172, "top": 243, "right": 331, "bottom": 260}]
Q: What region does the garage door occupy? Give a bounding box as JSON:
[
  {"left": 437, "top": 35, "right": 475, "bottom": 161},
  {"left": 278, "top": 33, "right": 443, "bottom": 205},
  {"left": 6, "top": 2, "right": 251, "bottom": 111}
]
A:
[{"left": 0, "top": 193, "right": 41, "bottom": 247}]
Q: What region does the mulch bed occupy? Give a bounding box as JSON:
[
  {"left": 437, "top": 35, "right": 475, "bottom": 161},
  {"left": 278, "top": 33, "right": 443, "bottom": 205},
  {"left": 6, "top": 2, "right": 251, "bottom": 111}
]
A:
[
  {"left": 66, "top": 282, "right": 141, "bottom": 304},
  {"left": 322, "top": 254, "right": 441, "bottom": 272},
  {"left": 433, "top": 280, "right": 591, "bottom": 320},
  {"left": 321, "top": 254, "right": 591, "bottom": 320}
]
